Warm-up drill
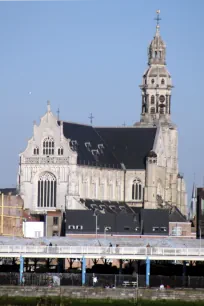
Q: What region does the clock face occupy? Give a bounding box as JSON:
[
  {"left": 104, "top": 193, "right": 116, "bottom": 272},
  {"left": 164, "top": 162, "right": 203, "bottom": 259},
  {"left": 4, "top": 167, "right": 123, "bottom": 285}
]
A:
[{"left": 159, "top": 95, "right": 165, "bottom": 103}]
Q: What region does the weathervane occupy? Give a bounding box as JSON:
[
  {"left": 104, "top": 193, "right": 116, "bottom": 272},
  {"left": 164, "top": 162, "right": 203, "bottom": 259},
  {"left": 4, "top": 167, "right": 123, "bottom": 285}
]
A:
[
  {"left": 155, "top": 10, "right": 161, "bottom": 26},
  {"left": 89, "top": 113, "right": 94, "bottom": 125}
]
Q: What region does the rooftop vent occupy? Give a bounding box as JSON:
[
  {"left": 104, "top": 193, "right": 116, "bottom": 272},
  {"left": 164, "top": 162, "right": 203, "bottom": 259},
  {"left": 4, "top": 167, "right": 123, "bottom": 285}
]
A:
[
  {"left": 85, "top": 142, "right": 92, "bottom": 151},
  {"left": 98, "top": 144, "right": 105, "bottom": 153},
  {"left": 91, "top": 149, "right": 99, "bottom": 156},
  {"left": 70, "top": 140, "right": 78, "bottom": 151}
]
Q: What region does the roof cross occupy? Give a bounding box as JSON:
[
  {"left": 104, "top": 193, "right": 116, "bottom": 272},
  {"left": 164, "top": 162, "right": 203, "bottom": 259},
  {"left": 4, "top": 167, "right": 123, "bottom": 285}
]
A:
[
  {"left": 155, "top": 10, "right": 161, "bottom": 26},
  {"left": 89, "top": 113, "right": 94, "bottom": 125}
]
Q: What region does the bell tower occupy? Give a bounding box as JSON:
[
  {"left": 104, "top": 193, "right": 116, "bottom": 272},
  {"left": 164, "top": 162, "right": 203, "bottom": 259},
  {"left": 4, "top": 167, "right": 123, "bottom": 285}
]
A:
[{"left": 140, "top": 10, "right": 173, "bottom": 125}]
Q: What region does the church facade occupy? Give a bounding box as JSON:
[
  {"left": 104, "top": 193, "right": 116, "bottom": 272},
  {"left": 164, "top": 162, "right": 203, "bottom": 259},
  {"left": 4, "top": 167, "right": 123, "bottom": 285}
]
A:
[{"left": 17, "top": 19, "right": 187, "bottom": 220}]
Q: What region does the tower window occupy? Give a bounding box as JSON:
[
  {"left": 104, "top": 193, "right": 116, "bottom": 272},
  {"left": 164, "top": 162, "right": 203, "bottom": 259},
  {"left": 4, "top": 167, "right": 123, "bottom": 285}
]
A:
[
  {"left": 151, "top": 95, "right": 155, "bottom": 104},
  {"left": 161, "top": 79, "right": 165, "bottom": 85},
  {"left": 37, "top": 172, "right": 56, "bottom": 208},
  {"left": 58, "top": 147, "right": 64, "bottom": 156},
  {"left": 43, "top": 137, "right": 54, "bottom": 155},
  {"left": 132, "top": 180, "right": 143, "bottom": 201},
  {"left": 150, "top": 107, "right": 155, "bottom": 114},
  {"left": 151, "top": 79, "right": 155, "bottom": 84},
  {"left": 160, "top": 107, "right": 165, "bottom": 114},
  {"left": 159, "top": 95, "right": 165, "bottom": 103},
  {"left": 33, "top": 147, "right": 39, "bottom": 155}
]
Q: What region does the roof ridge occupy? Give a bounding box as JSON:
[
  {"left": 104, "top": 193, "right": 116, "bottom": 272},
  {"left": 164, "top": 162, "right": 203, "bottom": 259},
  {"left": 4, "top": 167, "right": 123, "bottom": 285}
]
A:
[{"left": 60, "top": 120, "right": 91, "bottom": 127}]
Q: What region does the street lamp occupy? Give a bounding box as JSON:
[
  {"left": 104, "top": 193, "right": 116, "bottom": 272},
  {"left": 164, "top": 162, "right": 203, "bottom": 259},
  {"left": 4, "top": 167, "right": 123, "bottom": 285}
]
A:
[
  {"left": 200, "top": 227, "right": 202, "bottom": 249},
  {"left": 104, "top": 226, "right": 111, "bottom": 241},
  {"left": 93, "top": 210, "right": 99, "bottom": 239}
]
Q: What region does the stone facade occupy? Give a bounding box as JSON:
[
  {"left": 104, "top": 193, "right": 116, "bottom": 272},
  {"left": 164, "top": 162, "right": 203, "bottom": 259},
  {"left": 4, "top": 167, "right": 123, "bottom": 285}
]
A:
[{"left": 17, "top": 21, "right": 187, "bottom": 218}]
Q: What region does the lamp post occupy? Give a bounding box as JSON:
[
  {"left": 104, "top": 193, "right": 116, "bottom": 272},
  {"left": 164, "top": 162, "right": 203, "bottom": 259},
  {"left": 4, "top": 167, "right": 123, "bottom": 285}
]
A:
[
  {"left": 200, "top": 227, "right": 202, "bottom": 249},
  {"left": 104, "top": 226, "right": 109, "bottom": 241},
  {"left": 93, "top": 210, "right": 98, "bottom": 239},
  {"left": 95, "top": 214, "right": 98, "bottom": 239}
]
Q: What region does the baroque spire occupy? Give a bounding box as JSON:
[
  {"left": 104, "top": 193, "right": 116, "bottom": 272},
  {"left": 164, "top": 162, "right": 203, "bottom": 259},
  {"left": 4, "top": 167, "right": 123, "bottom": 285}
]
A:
[{"left": 148, "top": 10, "right": 166, "bottom": 66}]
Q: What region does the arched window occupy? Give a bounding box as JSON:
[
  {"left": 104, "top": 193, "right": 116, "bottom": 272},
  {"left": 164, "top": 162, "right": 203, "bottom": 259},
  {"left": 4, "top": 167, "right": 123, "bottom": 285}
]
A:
[
  {"left": 43, "top": 137, "right": 54, "bottom": 155},
  {"left": 161, "top": 78, "right": 165, "bottom": 85},
  {"left": 100, "top": 184, "right": 104, "bottom": 200},
  {"left": 37, "top": 172, "right": 56, "bottom": 208},
  {"left": 151, "top": 95, "right": 155, "bottom": 104},
  {"left": 151, "top": 79, "right": 155, "bottom": 84},
  {"left": 160, "top": 107, "right": 165, "bottom": 114},
  {"left": 150, "top": 107, "right": 155, "bottom": 114},
  {"left": 132, "top": 180, "right": 143, "bottom": 201},
  {"left": 33, "top": 147, "right": 39, "bottom": 155},
  {"left": 58, "top": 147, "right": 64, "bottom": 155}
]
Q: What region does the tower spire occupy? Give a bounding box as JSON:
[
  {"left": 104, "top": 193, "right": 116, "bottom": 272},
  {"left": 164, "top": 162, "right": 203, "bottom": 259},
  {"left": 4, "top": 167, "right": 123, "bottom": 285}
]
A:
[{"left": 137, "top": 10, "right": 172, "bottom": 126}]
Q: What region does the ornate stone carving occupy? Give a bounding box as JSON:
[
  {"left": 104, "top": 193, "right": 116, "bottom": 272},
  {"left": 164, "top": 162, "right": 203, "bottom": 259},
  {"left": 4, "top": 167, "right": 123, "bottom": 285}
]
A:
[{"left": 24, "top": 157, "right": 69, "bottom": 164}]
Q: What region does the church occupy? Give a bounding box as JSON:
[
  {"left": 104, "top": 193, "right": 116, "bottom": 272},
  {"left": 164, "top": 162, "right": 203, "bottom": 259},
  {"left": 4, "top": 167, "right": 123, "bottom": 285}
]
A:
[{"left": 17, "top": 14, "right": 187, "bottom": 234}]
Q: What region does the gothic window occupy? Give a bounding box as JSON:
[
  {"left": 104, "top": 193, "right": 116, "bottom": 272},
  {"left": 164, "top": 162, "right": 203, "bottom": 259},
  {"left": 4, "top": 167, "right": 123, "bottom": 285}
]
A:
[
  {"left": 58, "top": 147, "right": 64, "bottom": 156},
  {"left": 150, "top": 107, "right": 155, "bottom": 114},
  {"left": 92, "top": 183, "right": 97, "bottom": 199},
  {"left": 116, "top": 184, "right": 120, "bottom": 201},
  {"left": 100, "top": 184, "right": 104, "bottom": 200},
  {"left": 43, "top": 137, "right": 54, "bottom": 155},
  {"left": 83, "top": 181, "right": 88, "bottom": 198},
  {"left": 33, "top": 147, "right": 39, "bottom": 155},
  {"left": 132, "top": 180, "right": 142, "bottom": 201},
  {"left": 161, "top": 79, "right": 165, "bottom": 85},
  {"left": 151, "top": 95, "right": 155, "bottom": 104},
  {"left": 37, "top": 172, "right": 56, "bottom": 208},
  {"left": 151, "top": 79, "right": 155, "bottom": 84}
]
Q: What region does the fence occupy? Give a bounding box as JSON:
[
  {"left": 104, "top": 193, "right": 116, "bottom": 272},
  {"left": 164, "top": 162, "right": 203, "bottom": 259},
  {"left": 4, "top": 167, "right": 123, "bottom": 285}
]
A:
[
  {"left": 0, "top": 245, "right": 204, "bottom": 259},
  {"left": 0, "top": 273, "right": 204, "bottom": 288}
]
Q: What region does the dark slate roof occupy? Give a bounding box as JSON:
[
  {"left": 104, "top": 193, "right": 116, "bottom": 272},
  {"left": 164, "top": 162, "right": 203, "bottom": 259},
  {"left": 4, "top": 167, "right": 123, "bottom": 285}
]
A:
[
  {"left": 80, "top": 199, "right": 135, "bottom": 214},
  {"left": 169, "top": 207, "right": 187, "bottom": 222},
  {"left": 61, "top": 122, "right": 121, "bottom": 168},
  {"left": 96, "top": 127, "right": 157, "bottom": 169},
  {"left": 61, "top": 121, "right": 156, "bottom": 169}
]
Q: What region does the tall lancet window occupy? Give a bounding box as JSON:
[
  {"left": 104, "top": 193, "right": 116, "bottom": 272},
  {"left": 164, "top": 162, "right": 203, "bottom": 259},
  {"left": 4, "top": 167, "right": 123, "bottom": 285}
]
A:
[
  {"left": 100, "top": 184, "right": 104, "bottom": 200},
  {"left": 38, "top": 172, "right": 56, "bottom": 208},
  {"left": 43, "top": 137, "right": 55, "bottom": 155},
  {"left": 151, "top": 95, "right": 155, "bottom": 104},
  {"left": 92, "top": 183, "right": 97, "bottom": 199},
  {"left": 132, "top": 180, "right": 142, "bottom": 201}
]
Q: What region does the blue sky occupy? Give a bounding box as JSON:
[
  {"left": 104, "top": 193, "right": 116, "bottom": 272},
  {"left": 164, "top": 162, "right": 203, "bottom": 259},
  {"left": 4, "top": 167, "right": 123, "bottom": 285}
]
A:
[{"left": 0, "top": 0, "right": 203, "bottom": 202}]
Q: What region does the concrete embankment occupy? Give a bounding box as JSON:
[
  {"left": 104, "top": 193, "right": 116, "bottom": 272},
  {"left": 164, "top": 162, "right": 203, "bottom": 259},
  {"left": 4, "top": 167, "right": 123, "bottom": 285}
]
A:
[{"left": 0, "top": 286, "right": 203, "bottom": 301}]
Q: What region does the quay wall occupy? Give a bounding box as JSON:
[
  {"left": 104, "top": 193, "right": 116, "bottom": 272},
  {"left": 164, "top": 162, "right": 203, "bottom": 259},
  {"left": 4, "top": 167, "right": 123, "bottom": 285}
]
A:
[{"left": 0, "top": 286, "right": 203, "bottom": 301}]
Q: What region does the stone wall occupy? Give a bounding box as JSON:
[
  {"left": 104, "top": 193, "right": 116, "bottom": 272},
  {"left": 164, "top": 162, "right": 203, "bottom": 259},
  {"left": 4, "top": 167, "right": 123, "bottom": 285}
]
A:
[{"left": 1, "top": 287, "right": 204, "bottom": 301}]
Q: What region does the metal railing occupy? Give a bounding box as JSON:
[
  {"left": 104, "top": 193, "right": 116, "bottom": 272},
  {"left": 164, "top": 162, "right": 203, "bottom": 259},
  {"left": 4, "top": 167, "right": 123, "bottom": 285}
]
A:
[
  {"left": 0, "top": 273, "right": 203, "bottom": 289},
  {"left": 0, "top": 245, "right": 204, "bottom": 258}
]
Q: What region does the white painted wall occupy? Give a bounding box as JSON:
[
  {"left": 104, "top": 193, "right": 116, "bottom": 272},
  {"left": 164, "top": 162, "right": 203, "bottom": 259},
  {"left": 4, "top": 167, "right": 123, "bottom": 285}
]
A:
[{"left": 23, "top": 222, "right": 44, "bottom": 238}]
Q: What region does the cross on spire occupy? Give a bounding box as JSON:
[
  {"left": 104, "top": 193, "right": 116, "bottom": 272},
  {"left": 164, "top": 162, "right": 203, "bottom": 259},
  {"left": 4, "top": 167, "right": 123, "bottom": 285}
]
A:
[
  {"left": 154, "top": 9, "right": 161, "bottom": 26},
  {"left": 89, "top": 113, "right": 94, "bottom": 125}
]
